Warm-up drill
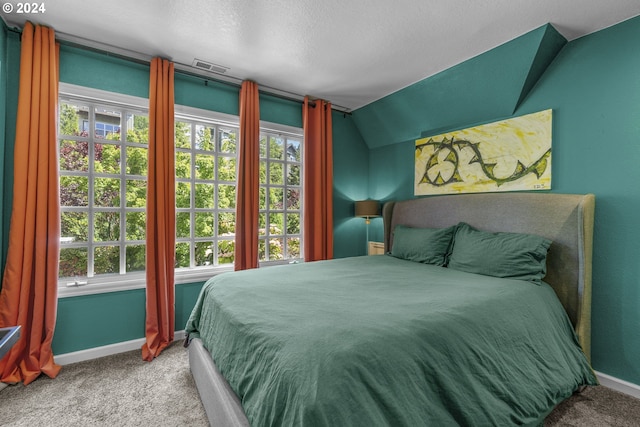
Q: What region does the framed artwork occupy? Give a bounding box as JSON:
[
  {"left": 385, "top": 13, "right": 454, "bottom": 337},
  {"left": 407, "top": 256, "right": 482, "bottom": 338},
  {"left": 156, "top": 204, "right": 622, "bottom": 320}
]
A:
[{"left": 415, "top": 109, "right": 552, "bottom": 195}]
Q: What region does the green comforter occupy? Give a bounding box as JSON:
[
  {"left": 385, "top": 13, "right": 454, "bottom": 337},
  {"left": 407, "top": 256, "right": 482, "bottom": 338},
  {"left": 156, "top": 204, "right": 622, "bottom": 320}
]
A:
[{"left": 186, "top": 256, "right": 597, "bottom": 426}]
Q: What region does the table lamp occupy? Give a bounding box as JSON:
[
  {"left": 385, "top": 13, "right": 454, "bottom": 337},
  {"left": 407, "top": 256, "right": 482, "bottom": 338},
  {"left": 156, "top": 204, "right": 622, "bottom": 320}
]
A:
[{"left": 355, "top": 200, "right": 380, "bottom": 252}]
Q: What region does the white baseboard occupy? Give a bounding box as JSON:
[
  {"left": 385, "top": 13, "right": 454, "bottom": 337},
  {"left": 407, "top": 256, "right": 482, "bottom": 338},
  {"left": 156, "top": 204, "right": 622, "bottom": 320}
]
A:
[
  {"left": 54, "top": 330, "right": 186, "bottom": 365},
  {"left": 596, "top": 371, "right": 640, "bottom": 400}
]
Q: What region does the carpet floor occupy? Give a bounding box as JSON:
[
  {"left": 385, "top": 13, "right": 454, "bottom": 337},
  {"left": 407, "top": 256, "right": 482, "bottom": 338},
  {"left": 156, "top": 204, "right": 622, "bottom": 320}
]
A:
[{"left": 1, "top": 342, "right": 639, "bottom": 426}]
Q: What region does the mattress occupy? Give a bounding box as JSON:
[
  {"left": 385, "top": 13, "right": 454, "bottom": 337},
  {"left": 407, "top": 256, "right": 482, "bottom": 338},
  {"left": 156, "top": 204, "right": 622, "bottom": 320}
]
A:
[{"left": 186, "top": 255, "right": 597, "bottom": 426}]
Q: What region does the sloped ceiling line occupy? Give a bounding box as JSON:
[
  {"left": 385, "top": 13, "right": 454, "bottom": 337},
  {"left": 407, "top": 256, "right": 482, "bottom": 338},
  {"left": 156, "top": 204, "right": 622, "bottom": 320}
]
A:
[
  {"left": 352, "top": 24, "right": 568, "bottom": 150},
  {"left": 512, "top": 24, "right": 568, "bottom": 114}
]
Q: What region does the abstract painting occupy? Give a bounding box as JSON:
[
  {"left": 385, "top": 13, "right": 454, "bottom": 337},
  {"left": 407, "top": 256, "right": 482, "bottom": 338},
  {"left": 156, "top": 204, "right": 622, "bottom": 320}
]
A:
[{"left": 414, "top": 109, "right": 552, "bottom": 195}]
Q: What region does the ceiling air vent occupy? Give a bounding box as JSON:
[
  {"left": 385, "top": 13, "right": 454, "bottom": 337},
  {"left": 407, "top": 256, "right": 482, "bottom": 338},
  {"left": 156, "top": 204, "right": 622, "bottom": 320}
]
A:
[{"left": 192, "top": 58, "right": 229, "bottom": 74}]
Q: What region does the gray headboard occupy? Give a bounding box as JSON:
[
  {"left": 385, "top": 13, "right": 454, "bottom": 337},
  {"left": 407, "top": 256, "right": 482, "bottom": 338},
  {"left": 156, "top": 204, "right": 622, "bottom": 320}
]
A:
[{"left": 383, "top": 192, "right": 595, "bottom": 361}]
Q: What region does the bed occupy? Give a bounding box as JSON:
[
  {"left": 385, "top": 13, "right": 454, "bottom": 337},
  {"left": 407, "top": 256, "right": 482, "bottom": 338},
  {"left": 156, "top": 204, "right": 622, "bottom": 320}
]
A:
[{"left": 185, "top": 192, "right": 597, "bottom": 426}]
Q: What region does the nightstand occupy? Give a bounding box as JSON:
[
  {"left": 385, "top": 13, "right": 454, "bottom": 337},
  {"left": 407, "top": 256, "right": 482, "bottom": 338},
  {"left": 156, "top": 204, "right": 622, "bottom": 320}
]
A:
[{"left": 367, "top": 241, "right": 385, "bottom": 255}]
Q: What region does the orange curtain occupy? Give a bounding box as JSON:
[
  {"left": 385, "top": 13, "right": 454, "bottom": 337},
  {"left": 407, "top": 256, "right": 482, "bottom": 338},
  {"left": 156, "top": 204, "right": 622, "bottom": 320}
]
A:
[
  {"left": 142, "top": 58, "right": 175, "bottom": 361},
  {"left": 303, "top": 97, "right": 334, "bottom": 261},
  {"left": 234, "top": 81, "right": 260, "bottom": 271},
  {"left": 0, "top": 22, "right": 61, "bottom": 385}
]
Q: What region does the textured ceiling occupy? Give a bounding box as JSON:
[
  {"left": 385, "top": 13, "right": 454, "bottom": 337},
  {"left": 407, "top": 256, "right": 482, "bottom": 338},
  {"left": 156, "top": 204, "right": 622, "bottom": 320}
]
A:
[{"left": 2, "top": 0, "right": 640, "bottom": 111}]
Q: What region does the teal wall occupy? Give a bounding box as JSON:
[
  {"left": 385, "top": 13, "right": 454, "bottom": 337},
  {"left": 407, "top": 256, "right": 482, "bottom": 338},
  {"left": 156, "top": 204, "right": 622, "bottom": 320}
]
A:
[
  {"left": 53, "top": 282, "right": 204, "bottom": 353},
  {"left": 0, "top": 23, "right": 6, "bottom": 270},
  {"left": 174, "top": 72, "right": 237, "bottom": 116},
  {"left": 332, "top": 111, "right": 371, "bottom": 257},
  {"left": 518, "top": 16, "right": 640, "bottom": 385},
  {"left": 59, "top": 46, "right": 150, "bottom": 98},
  {"left": 353, "top": 24, "right": 566, "bottom": 150},
  {"left": 358, "top": 16, "right": 640, "bottom": 385},
  {"left": 260, "top": 93, "right": 302, "bottom": 128},
  {"left": 1, "top": 28, "right": 19, "bottom": 274}
]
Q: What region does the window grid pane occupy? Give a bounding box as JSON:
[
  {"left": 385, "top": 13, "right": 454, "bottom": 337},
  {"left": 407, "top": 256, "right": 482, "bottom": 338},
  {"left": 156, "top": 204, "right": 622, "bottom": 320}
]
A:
[
  {"left": 175, "top": 118, "right": 239, "bottom": 268},
  {"left": 259, "top": 132, "right": 303, "bottom": 262},
  {"left": 59, "top": 97, "right": 149, "bottom": 280}
]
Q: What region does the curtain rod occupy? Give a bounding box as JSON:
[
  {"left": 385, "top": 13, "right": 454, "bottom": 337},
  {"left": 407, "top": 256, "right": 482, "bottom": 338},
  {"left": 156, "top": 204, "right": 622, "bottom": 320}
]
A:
[{"left": 5, "top": 24, "right": 352, "bottom": 115}]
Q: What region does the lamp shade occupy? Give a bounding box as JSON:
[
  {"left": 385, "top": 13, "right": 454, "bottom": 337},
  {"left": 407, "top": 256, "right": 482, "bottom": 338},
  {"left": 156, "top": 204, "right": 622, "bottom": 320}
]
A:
[{"left": 355, "top": 200, "right": 380, "bottom": 218}]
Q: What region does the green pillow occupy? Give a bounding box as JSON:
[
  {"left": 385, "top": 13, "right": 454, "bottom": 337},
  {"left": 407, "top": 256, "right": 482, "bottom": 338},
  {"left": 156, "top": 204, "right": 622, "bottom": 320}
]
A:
[
  {"left": 391, "top": 225, "right": 456, "bottom": 266},
  {"left": 448, "top": 222, "right": 551, "bottom": 283}
]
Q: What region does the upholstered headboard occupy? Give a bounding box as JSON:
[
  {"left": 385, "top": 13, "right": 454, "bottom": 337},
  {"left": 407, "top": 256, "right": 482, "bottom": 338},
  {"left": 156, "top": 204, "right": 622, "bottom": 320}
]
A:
[{"left": 383, "top": 193, "right": 595, "bottom": 361}]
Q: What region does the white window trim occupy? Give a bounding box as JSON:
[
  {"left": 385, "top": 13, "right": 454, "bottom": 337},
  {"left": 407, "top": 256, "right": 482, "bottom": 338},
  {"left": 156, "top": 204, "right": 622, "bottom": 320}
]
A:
[
  {"left": 59, "top": 84, "right": 303, "bottom": 140},
  {"left": 59, "top": 83, "right": 148, "bottom": 110},
  {"left": 259, "top": 120, "right": 304, "bottom": 139},
  {"left": 58, "top": 267, "right": 236, "bottom": 298},
  {"left": 175, "top": 104, "right": 239, "bottom": 128},
  {"left": 57, "top": 84, "right": 304, "bottom": 298}
]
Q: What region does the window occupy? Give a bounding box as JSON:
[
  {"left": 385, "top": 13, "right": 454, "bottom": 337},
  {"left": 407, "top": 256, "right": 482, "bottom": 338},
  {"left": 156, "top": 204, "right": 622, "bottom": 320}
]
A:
[
  {"left": 259, "top": 132, "right": 303, "bottom": 261},
  {"left": 58, "top": 97, "right": 149, "bottom": 284},
  {"left": 174, "top": 114, "right": 305, "bottom": 268},
  {"left": 57, "top": 84, "right": 304, "bottom": 296},
  {"left": 174, "top": 117, "right": 239, "bottom": 269}
]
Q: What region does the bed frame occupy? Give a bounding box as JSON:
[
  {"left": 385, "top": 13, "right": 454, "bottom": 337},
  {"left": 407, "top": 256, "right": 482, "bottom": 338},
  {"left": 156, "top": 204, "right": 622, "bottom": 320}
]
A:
[
  {"left": 384, "top": 192, "right": 595, "bottom": 360},
  {"left": 189, "top": 192, "right": 595, "bottom": 426}
]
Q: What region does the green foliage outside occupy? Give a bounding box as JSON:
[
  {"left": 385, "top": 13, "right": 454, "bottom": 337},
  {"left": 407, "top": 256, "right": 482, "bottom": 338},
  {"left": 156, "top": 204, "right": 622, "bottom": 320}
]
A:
[
  {"left": 59, "top": 103, "right": 302, "bottom": 280},
  {"left": 59, "top": 103, "right": 149, "bottom": 277}
]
